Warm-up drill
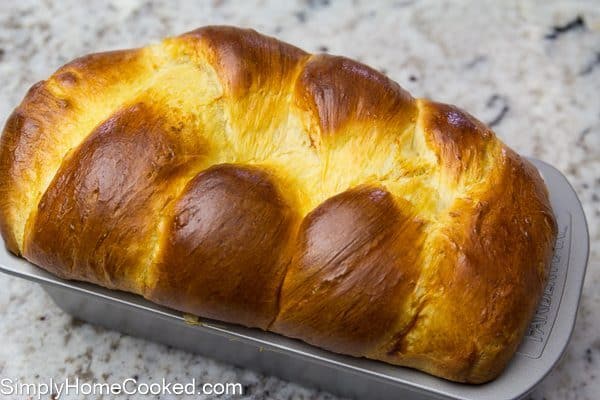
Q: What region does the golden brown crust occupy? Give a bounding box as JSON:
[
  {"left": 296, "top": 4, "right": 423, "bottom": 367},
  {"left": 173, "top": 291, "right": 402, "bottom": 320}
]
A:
[
  {"left": 419, "top": 100, "right": 495, "bottom": 181},
  {"left": 24, "top": 102, "right": 207, "bottom": 292},
  {"left": 295, "top": 54, "right": 416, "bottom": 134},
  {"left": 272, "top": 186, "right": 424, "bottom": 356},
  {"left": 148, "top": 164, "right": 298, "bottom": 329},
  {"left": 384, "top": 100, "right": 556, "bottom": 382},
  {"left": 0, "top": 26, "right": 557, "bottom": 383},
  {"left": 182, "top": 26, "right": 307, "bottom": 97},
  {"left": 0, "top": 48, "right": 154, "bottom": 255}
]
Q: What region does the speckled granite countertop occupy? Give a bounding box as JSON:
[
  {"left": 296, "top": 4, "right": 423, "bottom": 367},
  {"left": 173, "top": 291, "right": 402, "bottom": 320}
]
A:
[{"left": 0, "top": 0, "right": 598, "bottom": 399}]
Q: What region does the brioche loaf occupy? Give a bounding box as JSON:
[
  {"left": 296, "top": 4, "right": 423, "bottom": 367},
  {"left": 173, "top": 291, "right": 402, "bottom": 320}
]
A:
[{"left": 0, "top": 26, "right": 557, "bottom": 383}]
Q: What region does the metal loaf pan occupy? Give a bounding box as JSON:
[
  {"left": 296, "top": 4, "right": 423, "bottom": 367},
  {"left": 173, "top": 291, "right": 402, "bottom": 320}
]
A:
[{"left": 0, "top": 159, "right": 589, "bottom": 400}]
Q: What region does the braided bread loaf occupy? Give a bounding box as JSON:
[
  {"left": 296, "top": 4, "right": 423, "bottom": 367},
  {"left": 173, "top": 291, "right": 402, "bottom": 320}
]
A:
[{"left": 0, "top": 26, "right": 556, "bottom": 383}]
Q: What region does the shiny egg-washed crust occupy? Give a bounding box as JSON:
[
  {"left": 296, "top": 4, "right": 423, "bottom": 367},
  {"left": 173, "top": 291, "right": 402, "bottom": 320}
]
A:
[{"left": 0, "top": 26, "right": 556, "bottom": 383}]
